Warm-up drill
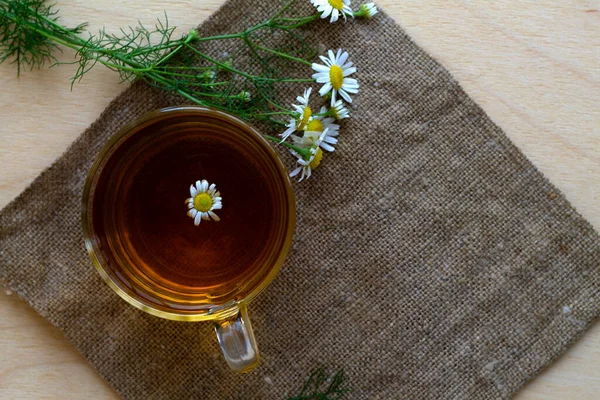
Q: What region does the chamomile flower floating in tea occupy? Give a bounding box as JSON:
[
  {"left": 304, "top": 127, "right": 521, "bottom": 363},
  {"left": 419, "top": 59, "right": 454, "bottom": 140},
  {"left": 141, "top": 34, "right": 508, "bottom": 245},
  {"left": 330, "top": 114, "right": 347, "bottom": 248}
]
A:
[
  {"left": 312, "top": 49, "right": 359, "bottom": 105},
  {"left": 186, "top": 180, "right": 222, "bottom": 226},
  {"left": 311, "top": 0, "right": 354, "bottom": 23},
  {"left": 281, "top": 88, "right": 313, "bottom": 142}
]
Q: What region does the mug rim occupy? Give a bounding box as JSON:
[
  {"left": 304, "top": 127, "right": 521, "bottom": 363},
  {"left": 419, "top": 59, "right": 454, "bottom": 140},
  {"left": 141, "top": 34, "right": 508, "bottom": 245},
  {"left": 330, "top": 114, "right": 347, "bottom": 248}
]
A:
[{"left": 81, "top": 106, "right": 296, "bottom": 322}]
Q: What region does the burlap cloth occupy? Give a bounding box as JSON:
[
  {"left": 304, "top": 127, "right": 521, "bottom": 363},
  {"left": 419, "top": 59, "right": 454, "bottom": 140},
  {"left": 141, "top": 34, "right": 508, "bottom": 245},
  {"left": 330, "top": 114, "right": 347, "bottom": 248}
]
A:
[{"left": 1, "top": 1, "right": 599, "bottom": 398}]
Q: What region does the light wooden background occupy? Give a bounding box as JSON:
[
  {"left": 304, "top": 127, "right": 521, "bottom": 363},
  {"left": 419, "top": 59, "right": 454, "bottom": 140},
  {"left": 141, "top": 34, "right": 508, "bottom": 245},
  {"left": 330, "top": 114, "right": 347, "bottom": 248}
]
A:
[{"left": 1, "top": 1, "right": 598, "bottom": 398}]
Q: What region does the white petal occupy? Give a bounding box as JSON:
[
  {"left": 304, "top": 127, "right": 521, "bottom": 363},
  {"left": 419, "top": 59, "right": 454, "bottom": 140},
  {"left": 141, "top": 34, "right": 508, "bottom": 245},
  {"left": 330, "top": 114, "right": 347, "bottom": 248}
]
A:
[
  {"left": 194, "top": 212, "right": 202, "bottom": 225},
  {"left": 318, "top": 55, "right": 331, "bottom": 65},
  {"left": 320, "top": 6, "right": 331, "bottom": 19},
  {"left": 195, "top": 180, "right": 202, "bottom": 191},
  {"left": 312, "top": 64, "right": 329, "bottom": 73},
  {"left": 290, "top": 166, "right": 302, "bottom": 177},
  {"left": 328, "top": 49, "right": 335, "bottom": 61},
  {"left": 331, "top": 89, "right": 337, "bottom": 104},
  {"left": 188, "top": 209, "right": 198, "bottom": 218},
  {"left": 190, "top": 185, "right": 197, "bottom": 197},
  {"left": 342, "top": 83, "right": 359, "bottom": 93},
  {"left": 312, "top": 72, "right": 329, "bottom": 80},
  {"left": 208, "top": 211, "right": 220, "bottom": 221},
  {"left": 330, "top": 9, "right": 339, "bottom": 23},
  {"left": 185, "top": 198, "right": 192, "bottom": 204},
  {"left": 280, "top": 126, "right": 296, "bottom": 141},
  {"left": 213, "top": 196, "right": 222, "bottom": 202},
  {"left": 339, "top": 89, "right": 353, "bottom": 103},
  {"left": 209, "top": 183, "right": 216, "bottom": 192},
  {"left": 343, "top": 66, "right": 357, "bottom": 76},
  {"left": 314, "top": 75, "right": 330, "bottom": 84},
  {"left": 212, "top": 203, "right": 222, "bottom": 210},
  {"left": 338, "top": 51, "right": 349, "bottom": 66},
  {"left": 319, "top": 82, "right": 332, "bottom": 96},
  {"left": 324, "top": 136, "right": 338, "bottom": 144},
  {"left": 201, "top": 180, "right": 208, "bottom": 192},
  {"left": 320, "top": 142, "right": 335, "bottom": 152},
  {"left": 187, "top": 203, "right": 194, "bottom": 209},
  {"left": 215, "top": 191, "right": 221, "bottom": 197}
]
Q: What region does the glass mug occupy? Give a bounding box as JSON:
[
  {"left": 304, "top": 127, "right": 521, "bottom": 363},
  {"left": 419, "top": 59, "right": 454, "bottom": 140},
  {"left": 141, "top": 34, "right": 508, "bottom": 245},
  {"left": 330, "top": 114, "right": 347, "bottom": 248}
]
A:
[{"left": 82, "top": 106, "right": 295, "bottom": 372}]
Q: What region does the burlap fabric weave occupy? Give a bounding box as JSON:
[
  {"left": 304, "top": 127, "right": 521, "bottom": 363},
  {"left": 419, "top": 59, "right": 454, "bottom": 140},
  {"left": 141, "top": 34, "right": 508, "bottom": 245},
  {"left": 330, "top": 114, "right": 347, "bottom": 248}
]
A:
[{"left": 1, "top": 1, "right": 599, "bottom": 398}]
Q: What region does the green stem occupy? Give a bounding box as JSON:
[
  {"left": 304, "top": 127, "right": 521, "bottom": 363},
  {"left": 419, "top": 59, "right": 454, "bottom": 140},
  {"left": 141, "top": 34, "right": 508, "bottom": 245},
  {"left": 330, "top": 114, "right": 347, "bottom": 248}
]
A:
[
  {"left": 264, "top": 135, "right": 309, "bottom": 157},
  {"left": 252, "top": 43, "right": 312, "bottom": 66}
]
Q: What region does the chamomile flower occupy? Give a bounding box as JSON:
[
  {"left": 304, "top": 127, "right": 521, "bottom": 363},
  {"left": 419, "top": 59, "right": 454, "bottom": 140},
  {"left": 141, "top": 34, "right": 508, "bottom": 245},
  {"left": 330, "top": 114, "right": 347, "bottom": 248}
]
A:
[
  {"left": 292, "top": 107, "right": 339, "bottom": 152},
  {"left": 357, "top": 2, "right": 378, "bottom": 18},
  {"left": 312, "top": 49, "right": 359, "bottom": 105},
  {"left": 289, "top": 130, "right": 329, "bottom": 181},
  {"left": 280, "top": 88, "right": 313, "bottom": 141},
  {"left": 311, "top": 0, "right": 353, "bottom": 23},
  {"left": 186, "top": 180, "right": 222, "bottom": 226},
  {"left": 330, "top": 100, "right": 350, "bottom": 120}
]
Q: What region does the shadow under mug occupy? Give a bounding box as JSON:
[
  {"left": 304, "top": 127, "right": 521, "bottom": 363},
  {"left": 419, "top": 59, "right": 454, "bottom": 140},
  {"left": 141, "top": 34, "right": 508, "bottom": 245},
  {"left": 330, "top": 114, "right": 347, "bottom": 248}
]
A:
[{"left": 82, "top": 106, "right": 295, "bottom": 372}]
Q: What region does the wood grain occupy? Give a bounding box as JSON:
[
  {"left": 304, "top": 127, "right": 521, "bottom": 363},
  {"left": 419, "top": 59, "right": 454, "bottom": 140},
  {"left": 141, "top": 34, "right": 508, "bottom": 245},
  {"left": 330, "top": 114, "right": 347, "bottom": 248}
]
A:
[{"left": 1, "top": 1, "right": 598, "bottom": 398}]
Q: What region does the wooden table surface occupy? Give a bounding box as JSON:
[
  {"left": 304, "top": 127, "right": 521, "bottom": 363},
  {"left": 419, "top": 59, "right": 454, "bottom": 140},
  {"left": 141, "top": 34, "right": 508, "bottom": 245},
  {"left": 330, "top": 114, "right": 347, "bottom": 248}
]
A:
[{"left": 1, "top": 1, "right": 598, "bottom": 398}]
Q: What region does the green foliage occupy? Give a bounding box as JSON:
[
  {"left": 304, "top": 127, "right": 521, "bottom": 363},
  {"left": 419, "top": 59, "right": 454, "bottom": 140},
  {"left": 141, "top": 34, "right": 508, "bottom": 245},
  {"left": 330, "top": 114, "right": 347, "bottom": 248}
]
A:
[
  {"left": 0, "top": 0, "right": 318, "bottom": 156},
  {"left": 287, "top": 367, "right": 351, "bottom": 400},
  {"left": 0, "top": 0, "right": 86, "bottom": 74}
]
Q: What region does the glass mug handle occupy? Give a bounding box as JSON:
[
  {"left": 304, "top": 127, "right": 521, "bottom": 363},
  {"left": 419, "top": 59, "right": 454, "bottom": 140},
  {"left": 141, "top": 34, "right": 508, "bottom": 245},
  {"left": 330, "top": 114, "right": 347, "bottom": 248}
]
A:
[{"left": 214, "top": 304, "right": 260, "bottom": 372}]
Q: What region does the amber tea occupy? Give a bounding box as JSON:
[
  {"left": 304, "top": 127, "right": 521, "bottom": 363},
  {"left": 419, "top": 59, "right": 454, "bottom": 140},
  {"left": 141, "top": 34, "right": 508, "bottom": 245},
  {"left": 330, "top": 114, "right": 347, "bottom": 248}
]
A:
[{"left": 83, "top": 107, "right": 295, "bottom": 321}]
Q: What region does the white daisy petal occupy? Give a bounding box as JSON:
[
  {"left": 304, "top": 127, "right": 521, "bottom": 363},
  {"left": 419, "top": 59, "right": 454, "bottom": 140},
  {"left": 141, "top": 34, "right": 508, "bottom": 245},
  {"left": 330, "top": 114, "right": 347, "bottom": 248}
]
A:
[
  {"left": 185, "top": 198, "right": 192, "bottom": 204},
  {"left": 312, "top": 64, "right": 329, "bottom": 73},
  {"left": 331, "top": 9, "right": 339, "bottom": 23},
  {"left": 194, "top": 212, "right": 201, "bottom": 226},
  {"left": 320, "top": 142, "right": 335, "bottom": 152},
  {"left": 343, "top": 66, "right": 357, "bottom": 76},
  {"left": 209, "top": 183, "right": 216, "bottom": 192},
  {"left": 188, "top": 209, "right": 198, "bottom": 218},
  {"left": 318, "top": 55, "right": 331, "bottom": 65},
  {"left": 319, "top": 82, "right": 332, "bottom": 97},
  {"left": 201, "top": 180, "right": 208, "bottom": 192},
  {"left": 201, "top": 212, "right": 210, "bottom": 220},
  {"left": 338, "top": 51, "right": 349, "bottom": 65},
  {"left": 195, "top": 180, "right": 202, "bottom": 190},
  {"left": 339, "top": 89, "right": 353, "bottom": 103},
  {"left": 190, "top": 185, "right": 197, "bottom": 197},
  {"left": 212, "top": 203, "right": 222, "bottom": 210},
  {"left": 188, "top": 203, "right": 194, "bottom": 209},
  {"left": 208, "top": 211, "right": 220, "bottom": 221},
  {"left": 342, "top": 83, "right": 359, "bottom": 93}
]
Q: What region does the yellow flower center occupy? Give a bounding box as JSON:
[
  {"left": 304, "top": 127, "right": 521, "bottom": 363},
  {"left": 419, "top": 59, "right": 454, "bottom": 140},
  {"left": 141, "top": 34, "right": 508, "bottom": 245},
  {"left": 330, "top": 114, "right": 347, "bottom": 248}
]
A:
[
  {"left": 194, "top": 193, "right": 213, "bottom": 212},
  {"left": 329, "top": 65, "right": 343, "bottom": 90},
  {"left": 305, "top": 119, "right": 324, "bottom": 132},
  {"left": 296, "top": 106, "right": 312, "bottom": 130},
  {"left": 328, "top": 0, "right": 344, "bottom": 11},
  {"left": 309, "top": 148, "right": 323, "bottom": 169}
]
